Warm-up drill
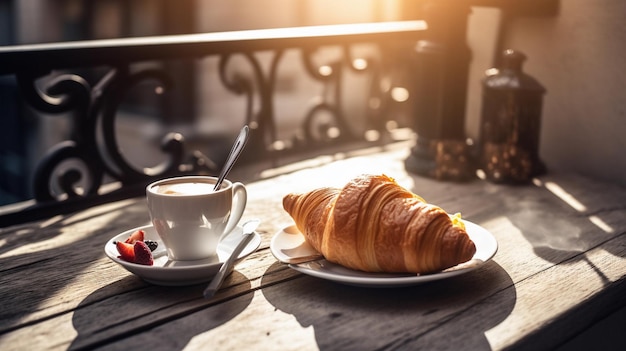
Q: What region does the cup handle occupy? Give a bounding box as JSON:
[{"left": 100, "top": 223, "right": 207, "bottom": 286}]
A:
[{"left": 220, "top": 182, "right": 247, "bottom": 241}]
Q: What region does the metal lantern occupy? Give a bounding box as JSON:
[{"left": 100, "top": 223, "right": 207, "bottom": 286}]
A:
[
  {"left": 404, "top": 1, "right": 473, "bottom": 182},
  {"left": 479, "top": 49, "right": 547, "bottom": 183}
]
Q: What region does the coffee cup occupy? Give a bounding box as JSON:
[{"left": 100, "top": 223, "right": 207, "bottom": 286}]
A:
[{"left": 146, "top": 176, "right": 247, "bottom": 261}]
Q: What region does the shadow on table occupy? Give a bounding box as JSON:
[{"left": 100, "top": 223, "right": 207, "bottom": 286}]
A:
[
  {"left": 262, "top": 260, "right": 515, "bottom": 350},
  {"left": 0, "top": 199, "right": 148, "bottom": 333},
  {"left": 412, "top": 171, "right": 626, "bottom": 286},
  {"left": 69, "top": 271, "right": 253, "bottom": 350},
  {"left": 473, "top": 175, "right": 626, "bottom": 285}
]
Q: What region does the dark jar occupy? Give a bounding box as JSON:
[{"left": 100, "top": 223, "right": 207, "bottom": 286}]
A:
[{"left": 479, "top": 49, "right": 547, "bottom": 183}]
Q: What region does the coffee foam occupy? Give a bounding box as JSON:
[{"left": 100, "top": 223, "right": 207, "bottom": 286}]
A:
[{"left": 154, "top": 182, "right": 215, "bottom": 195}]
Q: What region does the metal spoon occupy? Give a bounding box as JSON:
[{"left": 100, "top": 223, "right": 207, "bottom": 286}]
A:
[
  {"left": 213, "top": 125, "right": 250, "bottom": 191},
  {"left": 203, "top": 218, "right": 260, "bottom": 298}
]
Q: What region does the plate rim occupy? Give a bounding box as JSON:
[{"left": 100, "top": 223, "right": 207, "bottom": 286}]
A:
[
  {"left": 104, "top": 224, "right": 261, "bottom": 284},
  {"left": 272, "top": 219, "right": 498, "bottom": 287}
]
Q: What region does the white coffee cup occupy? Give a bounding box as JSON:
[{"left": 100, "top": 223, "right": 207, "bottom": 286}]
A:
[{"left": 146, "top": 176, "right": 247, "bottom": 261}]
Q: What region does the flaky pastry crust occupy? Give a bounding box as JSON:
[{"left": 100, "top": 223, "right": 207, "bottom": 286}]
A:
[{"left": 282, "top": 174, "right": 476, "bottom": 274}]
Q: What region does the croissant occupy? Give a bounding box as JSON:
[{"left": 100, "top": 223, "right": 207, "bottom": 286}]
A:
[{"left": 282, "top": 174, "right": 476, "bottom": 274}]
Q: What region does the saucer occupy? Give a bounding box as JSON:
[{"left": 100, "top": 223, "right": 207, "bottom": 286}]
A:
[
  {"left": 105, "top": 224, "right": 261, "bottom": 286},
  {"left": 270, "top": 220, "right": 497, "bottom": 287}
]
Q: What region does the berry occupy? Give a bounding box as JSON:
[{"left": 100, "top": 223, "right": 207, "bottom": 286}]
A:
[
  {"left": 116, "top": 241, "right": 135, "bottom": 262},
  {"left": 143, "top": 240, "right": 158, "bottom": 252},
  {"left": 134, "top": 241, "right": 154, "bottom": 266},
  {"left": 124, "top": 229, "right": 145, "bottom": 244}
]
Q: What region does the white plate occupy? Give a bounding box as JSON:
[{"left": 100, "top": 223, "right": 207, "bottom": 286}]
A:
[
  {"left": 105, "top": 224, "right": 261, "bottom": 286},
  {"left": 270, "top": 220, "right": 497, "bottom": 287}
]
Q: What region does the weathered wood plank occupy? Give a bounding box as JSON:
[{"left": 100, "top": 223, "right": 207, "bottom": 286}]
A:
[
  {"left": 2, "top": 218, "right": 622, "bottom": 350},
  {"left": 1, "top": 144, "right": 624, "bottom": 350},
  {"left": 53, "top": 233, "right": 623, "bottom": 351}
]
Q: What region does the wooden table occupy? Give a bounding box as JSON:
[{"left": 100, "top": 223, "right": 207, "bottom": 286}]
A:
[{"left": 1, "top": 142, "right": 625, "bottom": 350}]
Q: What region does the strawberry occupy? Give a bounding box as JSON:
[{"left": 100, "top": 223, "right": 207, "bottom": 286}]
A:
[
  {"left": 133, "top": 241, "right": 154, "bottom": 266},
  {"left": 124, "top": 229, "right": 145, "bottom": 244},
  {"left": 116, "top": 241, "right": 135, "bottom": 262}
]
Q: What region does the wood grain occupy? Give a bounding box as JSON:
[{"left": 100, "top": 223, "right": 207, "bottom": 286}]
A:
[{"left": 1, "top": 144, "right": 624, "bottom": 351}]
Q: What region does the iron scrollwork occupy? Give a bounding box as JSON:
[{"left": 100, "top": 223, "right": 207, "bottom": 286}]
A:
[
  {"left": 2, "top": 66, "right": 209, "bottom": 225},
  {"left": 216, "top": 42, "right": 396, "bottom": 160},
  {"left": 0, "top": 23, "right": 422, "bottom": 226},
  {"left": 300, "top": 45, "right": 353, "bottom": 146},
  {"left": 217, "top": 50, "right": 285, "bottom": 160},
  {"left": 297, "top": 42, "right": 400, "bottom": 149}
]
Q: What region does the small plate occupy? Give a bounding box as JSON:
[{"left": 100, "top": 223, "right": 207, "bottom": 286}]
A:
[
  {"left": 105, "top": 224, "right": 261, "bottom": 286},
  {"left": 270, "top": 220, "right": 497, "bottom": 287}
]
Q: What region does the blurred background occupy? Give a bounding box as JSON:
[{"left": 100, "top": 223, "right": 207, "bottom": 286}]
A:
[
  {"left": 1, "top": 0, "right": 625, "bottom": 206},
  {"left": 0, "top": 0, "right": 427, "bottom": 205}
]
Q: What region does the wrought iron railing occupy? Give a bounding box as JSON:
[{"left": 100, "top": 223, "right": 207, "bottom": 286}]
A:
[{"left": 0, "top": 21, "right": 427, "bottom": 226}]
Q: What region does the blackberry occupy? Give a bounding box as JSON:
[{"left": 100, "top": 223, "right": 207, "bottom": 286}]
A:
[{"left": 143, "top": 240, "right": 158, "bottom": 251}]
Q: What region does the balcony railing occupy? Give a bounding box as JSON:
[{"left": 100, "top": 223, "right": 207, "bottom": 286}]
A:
[{"left": 0, "top": 20, "right": 427, "bottom": 226}]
